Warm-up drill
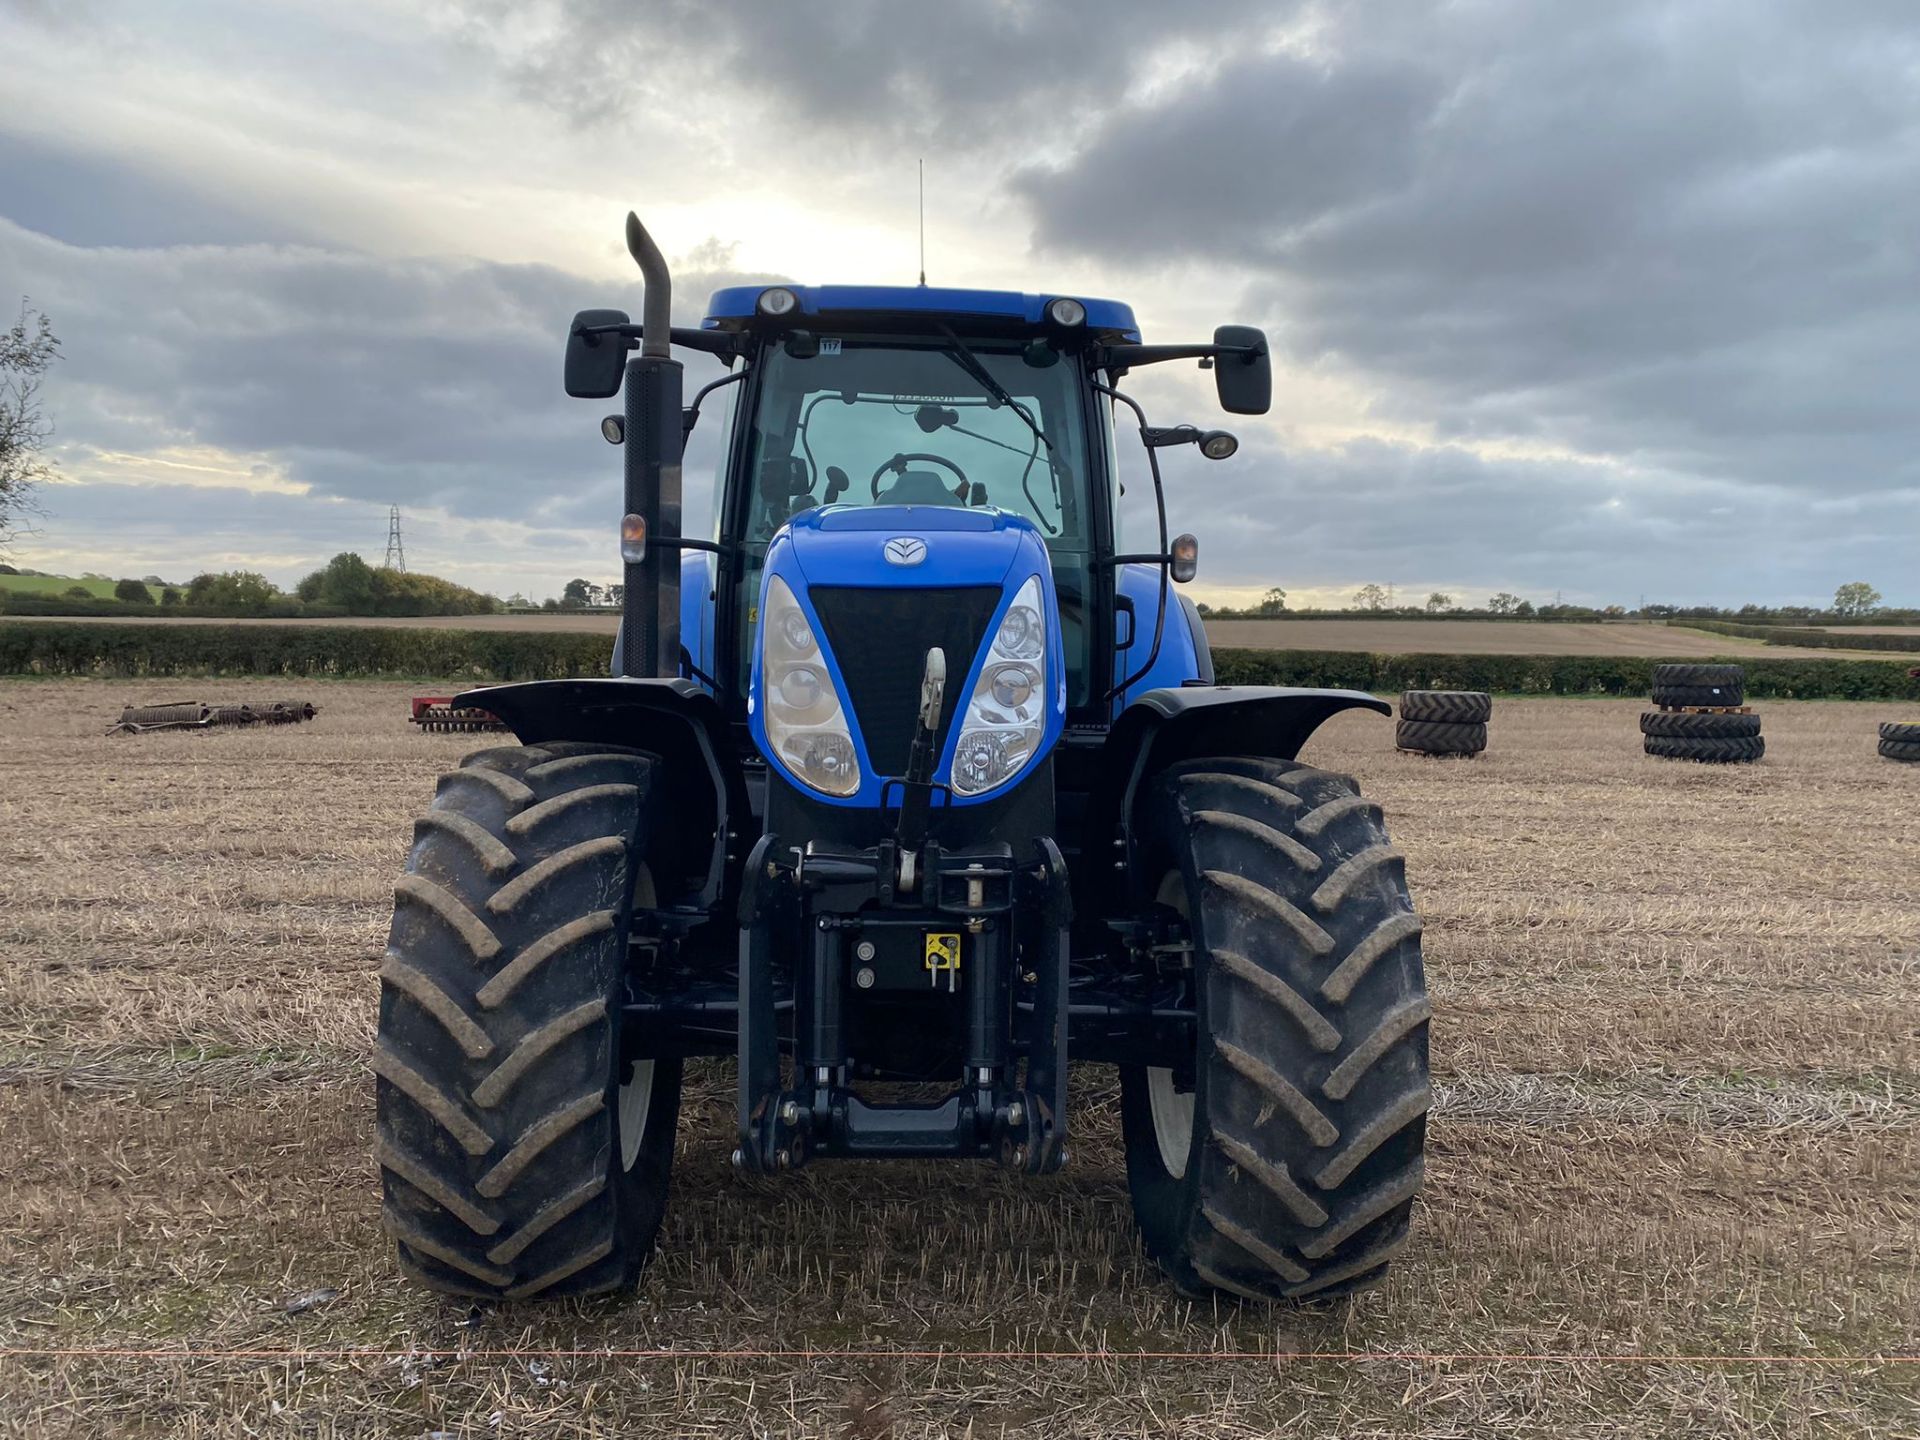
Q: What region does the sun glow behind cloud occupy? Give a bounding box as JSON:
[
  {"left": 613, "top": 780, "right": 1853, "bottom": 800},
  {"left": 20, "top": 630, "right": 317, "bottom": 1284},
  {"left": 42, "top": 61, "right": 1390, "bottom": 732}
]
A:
[{"left": 50, "top": 444, "right": 311, "bottom": 497}]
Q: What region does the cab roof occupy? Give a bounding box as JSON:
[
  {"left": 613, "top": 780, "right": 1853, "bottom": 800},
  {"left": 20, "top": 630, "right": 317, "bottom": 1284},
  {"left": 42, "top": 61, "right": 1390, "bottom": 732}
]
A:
[{"left": 701, "top": 284, "right": 1140, "bottom": 342}]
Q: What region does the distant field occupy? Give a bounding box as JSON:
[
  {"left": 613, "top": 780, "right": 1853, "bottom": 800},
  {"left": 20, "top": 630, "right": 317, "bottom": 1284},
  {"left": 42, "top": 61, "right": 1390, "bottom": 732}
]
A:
[
  {"left": 1201, "top": 618, "right": 1893, "bottom": 659},
  {"left": 0, "top": 574, "right": 122, "bottom": 599}
]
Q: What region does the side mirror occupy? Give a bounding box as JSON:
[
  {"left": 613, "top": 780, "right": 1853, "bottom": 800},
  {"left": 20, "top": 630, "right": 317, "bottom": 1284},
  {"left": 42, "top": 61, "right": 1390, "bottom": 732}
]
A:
[
  {"left": 565, "top": 308, "right": 631, "bottom": 399},
  {"left": 1211, "top": 324, "right": 1271, "bottom": 415},
  {"left": 824, "top": 465, "right": 850, "bottom": 503}
]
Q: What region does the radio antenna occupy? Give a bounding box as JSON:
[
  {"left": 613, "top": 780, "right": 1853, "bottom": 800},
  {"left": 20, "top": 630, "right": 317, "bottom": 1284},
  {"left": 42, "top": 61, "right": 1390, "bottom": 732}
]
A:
[{"left": 917, "top": 158, "right": 927, "bottom": 287}]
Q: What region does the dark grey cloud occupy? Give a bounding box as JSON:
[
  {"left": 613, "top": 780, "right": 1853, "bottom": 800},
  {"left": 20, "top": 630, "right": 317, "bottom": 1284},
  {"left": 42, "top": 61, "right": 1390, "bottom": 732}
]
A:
[
  {"left": 1120, "top": 433, "right": 1920, "bottom": 608},
  {"left": 1, "top": 219, "right": 774, "bottom": 546},
  {"left": 456, "top": 0, "right": 1289, "bottom": 145},
  {"left": 1019, "top": 0, "right": 1920, "bottom": 512}
]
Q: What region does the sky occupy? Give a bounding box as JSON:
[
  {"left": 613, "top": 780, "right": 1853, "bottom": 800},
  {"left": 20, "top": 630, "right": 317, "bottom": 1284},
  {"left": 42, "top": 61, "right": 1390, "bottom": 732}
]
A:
[{"left": 2, "top": 0, "right": 1915, "bottom": 609}]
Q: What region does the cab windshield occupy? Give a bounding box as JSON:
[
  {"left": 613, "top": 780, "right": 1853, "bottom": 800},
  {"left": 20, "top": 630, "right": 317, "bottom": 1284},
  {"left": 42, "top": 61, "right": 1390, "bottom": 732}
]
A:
[
  {"left": 732, "top": 337, "right": 1100, "bottom": 706},
  {"left": 740, "top": 340, "right": 1092, "bottom": 550}
]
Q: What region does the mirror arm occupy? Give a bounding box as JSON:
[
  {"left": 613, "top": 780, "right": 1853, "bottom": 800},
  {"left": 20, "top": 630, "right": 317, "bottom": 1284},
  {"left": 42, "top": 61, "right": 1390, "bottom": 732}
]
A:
[
  {"left": 1095, "top": 341, "right": 1264, "bottom": 370},
  {"left": 573, "top": 320, "right": 744, "bottom": 359},
  {"left": 1141, "top": 425, "right": 1203, "bottom": 449},
  {"left": 683, "top": 370, "right": 747, "bottom": 440},
  {"left": 647, "top": 536, "right": 740, "bottom": 560}
]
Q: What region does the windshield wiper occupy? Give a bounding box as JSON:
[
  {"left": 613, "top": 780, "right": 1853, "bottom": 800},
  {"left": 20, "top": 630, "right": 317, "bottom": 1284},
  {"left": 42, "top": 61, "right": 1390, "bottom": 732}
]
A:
[
  {"left": 936, "top": 325, "right": 1050, "bottom": 454},
  {"left": 936, "top": 324, "right": 1062, "bottom": 533}
]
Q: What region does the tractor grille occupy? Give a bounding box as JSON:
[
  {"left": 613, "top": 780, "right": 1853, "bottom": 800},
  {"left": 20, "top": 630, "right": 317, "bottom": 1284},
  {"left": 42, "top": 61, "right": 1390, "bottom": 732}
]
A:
[{"left": 809, "top": 586, "right": 1003, "bottom": 777}]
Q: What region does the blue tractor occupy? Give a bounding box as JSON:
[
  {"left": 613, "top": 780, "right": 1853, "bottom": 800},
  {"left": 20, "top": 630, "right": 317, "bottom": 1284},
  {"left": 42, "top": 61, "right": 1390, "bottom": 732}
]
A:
[{"left": 375, "top": 215, "right": 1430, "bottom": 1304}]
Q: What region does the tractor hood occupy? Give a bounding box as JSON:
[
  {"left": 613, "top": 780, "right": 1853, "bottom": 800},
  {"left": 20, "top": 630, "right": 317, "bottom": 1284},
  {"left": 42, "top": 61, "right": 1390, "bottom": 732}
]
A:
[
  {"left": 784, "top": 504, "right": 1031, "bottom": 592},
  {"left": 752, "top": 504, "right": 1066, "bottom": 808}
]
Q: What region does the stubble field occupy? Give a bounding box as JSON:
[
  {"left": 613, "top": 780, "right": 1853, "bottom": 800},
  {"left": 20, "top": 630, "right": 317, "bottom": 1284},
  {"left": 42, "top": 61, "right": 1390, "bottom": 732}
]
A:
[{"left": 1, "top": 681, "right": 1916, "bottom": 1436}]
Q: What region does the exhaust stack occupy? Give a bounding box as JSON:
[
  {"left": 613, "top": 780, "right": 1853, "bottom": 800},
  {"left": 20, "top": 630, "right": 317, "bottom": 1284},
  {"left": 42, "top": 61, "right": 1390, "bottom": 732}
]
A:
[{"left": 619, "top": 211, "right": 682, "bottom": 679}]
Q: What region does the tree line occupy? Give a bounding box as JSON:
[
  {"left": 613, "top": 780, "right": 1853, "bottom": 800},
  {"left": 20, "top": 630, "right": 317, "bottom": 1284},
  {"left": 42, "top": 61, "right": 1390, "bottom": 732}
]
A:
[
  {"left": 1200, "top": 581, "right": 1908, "bottom": 625},
  {"left": 0, "top": 553, "right": 499, "bottom": 619}
]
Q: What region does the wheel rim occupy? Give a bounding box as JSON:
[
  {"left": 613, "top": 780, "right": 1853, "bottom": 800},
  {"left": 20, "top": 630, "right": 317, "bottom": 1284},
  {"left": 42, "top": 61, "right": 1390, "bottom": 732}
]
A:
[
  {"left": 1146, "top": 1065, "right": 1193, "bottom": 1179},
  {"left": 1147, "top": 868, "right": 1195, "bottom": 1180},
  {"left": 619, "top": 860, "right": 657, "bottom": 1174},
  {"left": 618, "top": 1059, "right": 655, "bottom": 1172}
]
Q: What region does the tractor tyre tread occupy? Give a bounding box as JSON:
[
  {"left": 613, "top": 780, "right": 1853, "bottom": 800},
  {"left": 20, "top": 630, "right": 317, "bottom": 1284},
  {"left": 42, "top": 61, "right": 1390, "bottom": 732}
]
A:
[
  {"left": 1879, "top": 738, "right": 1920, "bottom": 762},
  {"left": 1651, "top": 686, "right": 1748, "bottom": 709},
  {"left": 1651, "top": 663, "right": 1745, "bottom": 689},
  {"left": 376, "top": 742, "right": 681, "bottom": 1300},
  {"left": 1398, "top": 690, "right": 1492, "bottom": 724},
  {"left": 1639, "top": 710, "right": 1762, "bottom": 739},
  {"left": 1878, "top": 721, "right": 1920, "bottom": 744},
  {"left": 1643, "top": 734, "right": 1765, "bottom": 764},
  {"left": 1395, "top": 720, "right": 1487, "bottom": 755},
  {"left": 1122, "top": 758, "right": 1430, "bottom": 1303}
]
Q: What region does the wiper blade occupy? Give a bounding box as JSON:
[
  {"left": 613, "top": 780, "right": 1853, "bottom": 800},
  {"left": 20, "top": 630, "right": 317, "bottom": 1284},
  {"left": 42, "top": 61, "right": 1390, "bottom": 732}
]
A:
[
  {"left": 935, "top": 324, "right": 1063, "bottom": 533},
  {"left": 936, "top": 325, "right": 1053, "bottom": 459}
]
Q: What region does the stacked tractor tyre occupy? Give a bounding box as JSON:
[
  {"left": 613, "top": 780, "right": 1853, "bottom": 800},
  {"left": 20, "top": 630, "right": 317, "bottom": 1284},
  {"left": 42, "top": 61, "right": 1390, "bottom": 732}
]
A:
[
  {"left": 1396, "top": 691, "right": 1490, "bottom": 757},
  {"left": 1881, "top": 720, "right": 1920, "bottom": 764},
  {"left": 1642, "top": 664, "right": 1762, "bottom": 763}
]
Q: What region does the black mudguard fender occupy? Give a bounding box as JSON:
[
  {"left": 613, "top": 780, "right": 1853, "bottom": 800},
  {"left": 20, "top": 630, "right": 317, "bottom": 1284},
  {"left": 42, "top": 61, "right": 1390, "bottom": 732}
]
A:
[
  {"left": 1093, "top": 685, "right": 1390, "bottom": 909},
  {"left": 455, "top": 677, "right": 749, "bottom": 912}
]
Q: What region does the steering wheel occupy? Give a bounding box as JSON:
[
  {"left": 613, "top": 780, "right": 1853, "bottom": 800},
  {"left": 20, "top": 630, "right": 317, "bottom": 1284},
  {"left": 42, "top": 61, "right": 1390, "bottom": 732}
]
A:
[{"left": 870, "top": 451, "right": 970, "bottom": 501}]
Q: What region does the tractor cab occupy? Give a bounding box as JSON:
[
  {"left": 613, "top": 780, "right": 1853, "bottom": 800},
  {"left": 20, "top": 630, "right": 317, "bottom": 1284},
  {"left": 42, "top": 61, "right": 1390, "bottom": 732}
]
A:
[
  {"left": 706, "top": 287, "right": 1115, "bottom": 726},
  {"left": 704, "top": 286, "right": 1133, "bottom": 806}
]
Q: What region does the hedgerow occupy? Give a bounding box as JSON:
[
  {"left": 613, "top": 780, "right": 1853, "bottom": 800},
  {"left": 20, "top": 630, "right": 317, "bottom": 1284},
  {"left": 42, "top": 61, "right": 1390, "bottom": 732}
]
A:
[
  {"left": 1210, "top": 649, "right": 1919, "bottom": 700},
  {"left": 1672, "top": 620, "right": 1920, "bottom": 653},
  {"left": 0, "top": 622, "right": 611, "bottom": 680},
  {"left": 3, "top": 624, "right": 1913, "bottom": 698}
]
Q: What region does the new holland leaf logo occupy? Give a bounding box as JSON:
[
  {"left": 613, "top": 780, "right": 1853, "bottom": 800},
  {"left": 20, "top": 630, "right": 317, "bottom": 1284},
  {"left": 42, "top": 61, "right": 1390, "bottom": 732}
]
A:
[{"left": 884, "top": 537, "right": 927, "bottom": 566}]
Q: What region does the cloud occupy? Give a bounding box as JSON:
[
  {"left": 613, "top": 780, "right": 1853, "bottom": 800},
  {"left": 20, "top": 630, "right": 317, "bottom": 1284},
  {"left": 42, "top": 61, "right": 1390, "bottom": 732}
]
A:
[
  {"left": 455, "top": 0, "right": 1293, "bottom": 146},
  {"left": 1018, "top": 0, "right": 1920, "bottom": 512},
  {"left": 0, "top": 129, "right": 304, "bottom": 249},
  {"left": 1126, "top": 431, "right": 1920, "bottom": 609},
  {"left": 1, "top": 217, "right": 775, "bottom": 588},
  {"left": 3, "top": 0, "right": 1915, "bottom": 606}
]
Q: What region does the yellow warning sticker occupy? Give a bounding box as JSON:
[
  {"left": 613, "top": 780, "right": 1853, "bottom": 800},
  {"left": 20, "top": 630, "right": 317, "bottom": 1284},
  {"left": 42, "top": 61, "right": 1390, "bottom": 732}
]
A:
[{"left": 923, "top": 932, "right": 962, "bottom": 971}]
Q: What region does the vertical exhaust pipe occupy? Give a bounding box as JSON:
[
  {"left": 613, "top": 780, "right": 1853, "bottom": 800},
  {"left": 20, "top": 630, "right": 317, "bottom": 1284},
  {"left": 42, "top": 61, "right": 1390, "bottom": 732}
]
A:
[{"left": 619, "top": 212, "right": 682, "bottom": 679}]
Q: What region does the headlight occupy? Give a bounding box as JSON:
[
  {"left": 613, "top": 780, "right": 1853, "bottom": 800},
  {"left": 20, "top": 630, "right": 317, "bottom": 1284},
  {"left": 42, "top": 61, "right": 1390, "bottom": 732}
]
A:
[
  {"left": 988, "top": 663, "right": 1035, "bottom": 709},
  {"left": 777, "top": 607, "right": 815, "bottom": 654},
  {"left": 950, "top": 575, "right": 1049, "bottom": 797},
  {"left": 759, "top": 574, "right": 858, "bottom": 796},
  {"left": 992, "top": 601, "right": 1042, "bottom": 660},
  {"left": 779, "top": 665, "right": 824, "bottom": 711}
]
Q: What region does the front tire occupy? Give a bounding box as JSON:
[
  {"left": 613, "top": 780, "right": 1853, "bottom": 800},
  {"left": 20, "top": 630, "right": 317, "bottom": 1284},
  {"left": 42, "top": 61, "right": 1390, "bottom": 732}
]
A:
[
  {"left": 375, "top": 742, "right": 682, "bottom": 1299},
  {"left": 1121, "top": 758, "right": 1430, "bottom": 1302}
]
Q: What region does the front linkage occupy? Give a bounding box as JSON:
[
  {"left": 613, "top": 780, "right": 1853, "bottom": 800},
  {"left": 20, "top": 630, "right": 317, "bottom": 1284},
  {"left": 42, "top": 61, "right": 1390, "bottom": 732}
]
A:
[{"left": 733, "top": 832, "right": 1071, "bottom": 1176}]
